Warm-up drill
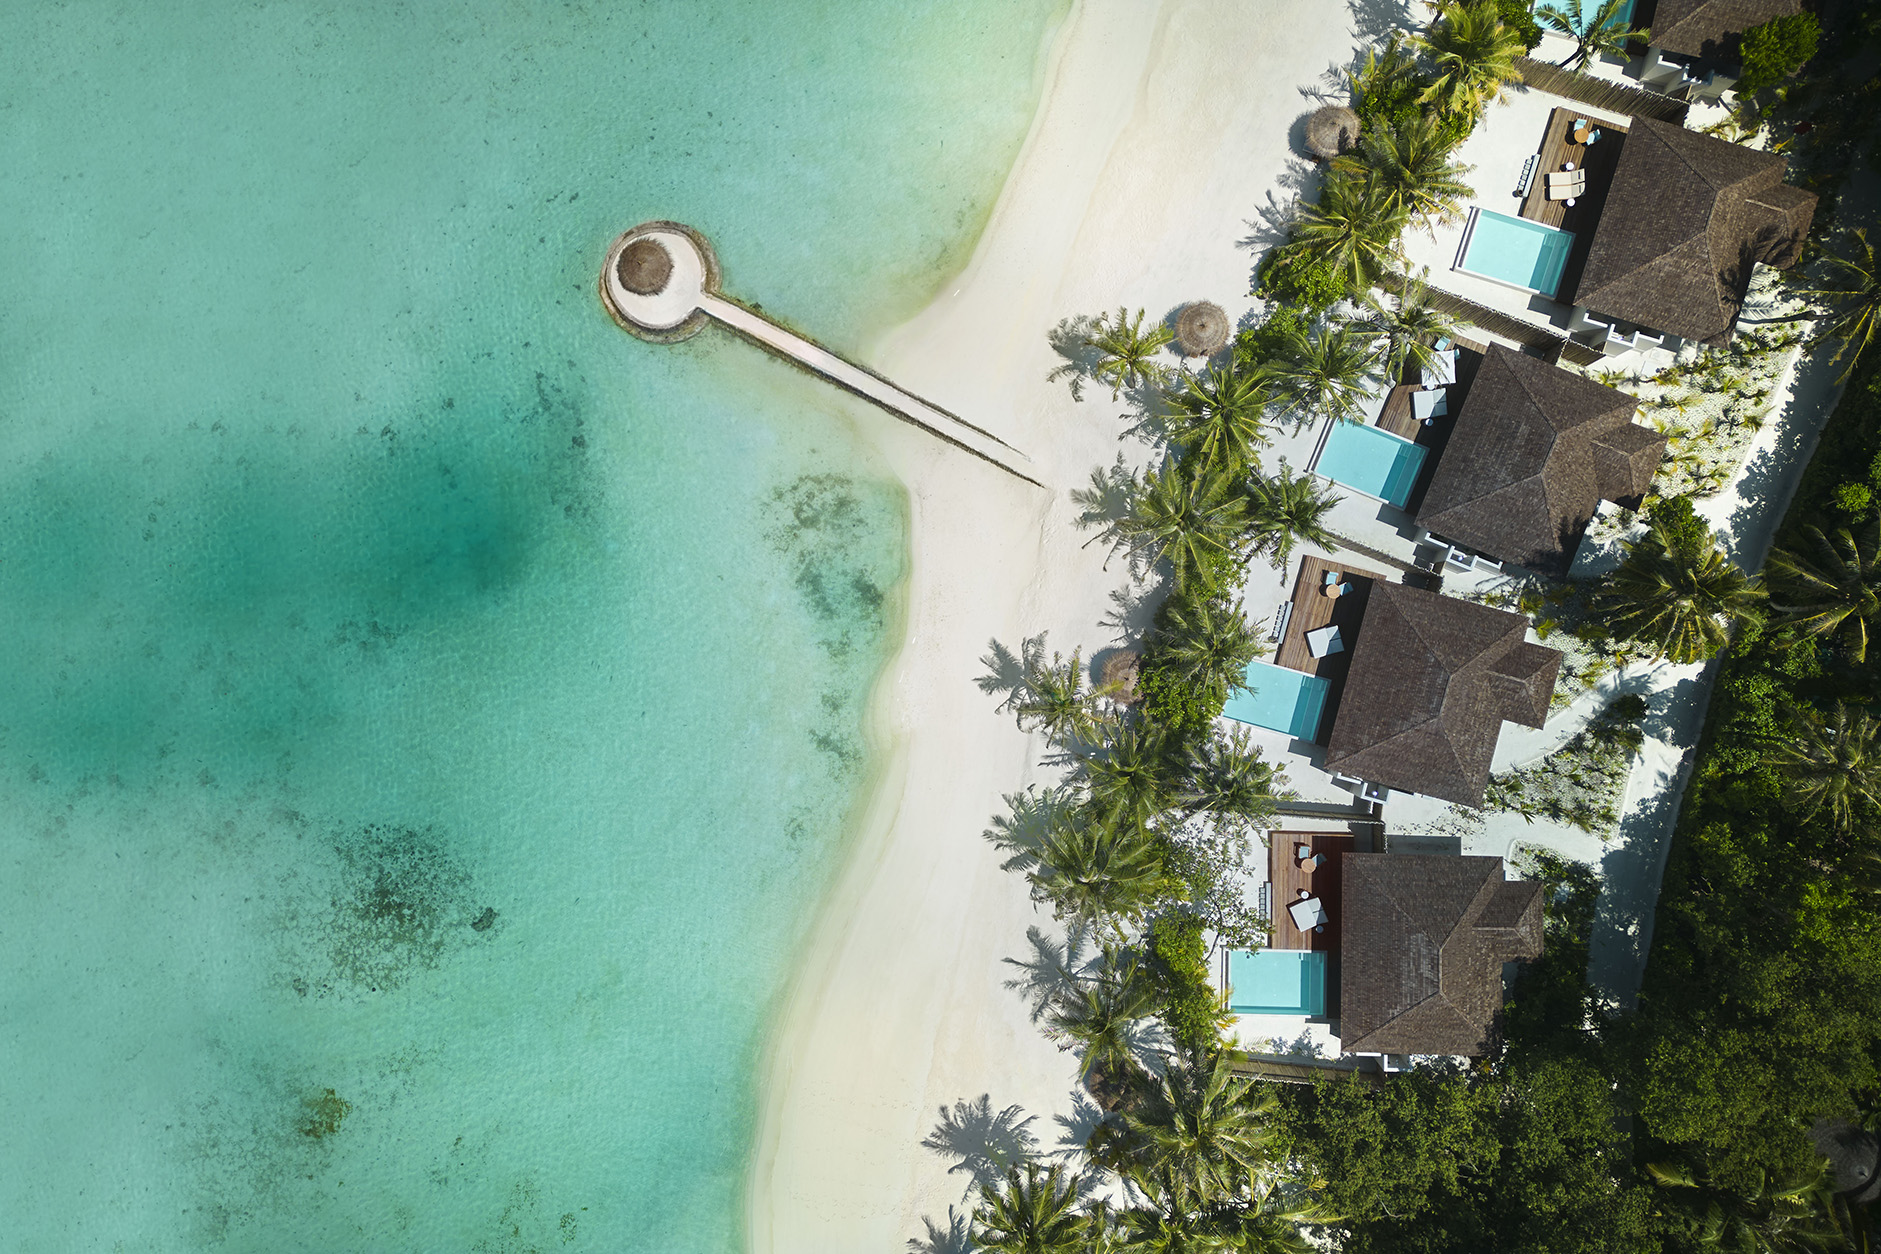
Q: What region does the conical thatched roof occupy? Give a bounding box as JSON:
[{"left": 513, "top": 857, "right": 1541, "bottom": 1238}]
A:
[
  {"left": 1101, "top": 650, "right": 1141, "bottom": 704},
  {"left": 617, "top": 238, "right": 673, "bottom": 295},
  {"left": 1306, "top": 105, "right": 1362, "bottom": 161},
  {"left": 1175, "top": 302, "right": 1230, "bottom": 356}
]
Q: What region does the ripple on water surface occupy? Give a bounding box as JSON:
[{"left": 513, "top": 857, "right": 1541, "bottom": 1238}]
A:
[{"left": 0, "top": 1, "right": 1063, "bottom": 1248}]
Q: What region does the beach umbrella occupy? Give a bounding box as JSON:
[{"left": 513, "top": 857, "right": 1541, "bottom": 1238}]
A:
[
  {"left": 1101, "top": 650, "right": 1142, "bottom": 704},
  {"left": 1175, "top": 301, "right": 1231, "bottom": 356},
  {"left": 616, "top": 237, "right": 673, "bottom": 295},
  {"left": 1305, "top": 105, "right": 1362, "bottom": 161}
]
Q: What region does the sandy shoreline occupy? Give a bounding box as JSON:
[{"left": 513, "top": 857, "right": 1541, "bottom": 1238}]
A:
[{"left": 747, "top": 3, "right": 1380, "bottom": 1249}]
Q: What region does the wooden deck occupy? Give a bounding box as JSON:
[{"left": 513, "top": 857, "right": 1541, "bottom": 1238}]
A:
[
  {"left": 1268, "top": 830, "right": 1355, "bottom": 952},
  {"left": 1274, "top": 555, "right": 1387, "bottom": 673},
  {"left": 1520, "top": 106, "right": 1629, "bottom": 229},
  {"left": 1376, "top": 383, "right": 1425, "bottom": 440}
]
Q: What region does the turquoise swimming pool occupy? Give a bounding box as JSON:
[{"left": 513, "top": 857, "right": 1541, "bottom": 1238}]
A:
[
  {"left": 1314, "top": 421, "right": 1427, "bottom": 508},
  {"left": 1534, "top": 0, "right": 1635, "bottom": 25},
  {"left": 1223, "top": 660, "right": 1330, "bottom": 741},
  {"left": 1457, "top": 208, "right": 1573, "bottom": 297},
  {"left": 1227, "top": 949, "right": 1329, "bottom": 1016}
]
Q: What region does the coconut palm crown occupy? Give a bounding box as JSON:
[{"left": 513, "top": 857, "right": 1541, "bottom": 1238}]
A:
[
  {"left": 1536, "top": 0, "right": 1650, "bottom": 72},
  {"left": 1088, "top": 306, "right": 1176, "bottom": 399},
  {"left": 1594, "top": 520, "right": 1763, "bottom": 663},
  {"left": 1789, "top": 227, "right": 1880, "bottom": 383},
  {"left": 1410, "top": 0, "right": 1528, "bottom": 116},
  {"left": 1764, "top": 511, "right": 1881, "bottom": 661},
  {"left": 1769, "top": 703, "right": 1881, "bottom": 834},
  {"left": 1332, "top": 114, "right": 1477, "bottom": 229}
]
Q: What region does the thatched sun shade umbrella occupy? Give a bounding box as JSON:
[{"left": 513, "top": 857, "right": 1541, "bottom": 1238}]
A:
[
  {"left": 616, "top": 238, "right": 674, "bottom": 295},
  {"left": 1175, "top": 302, "right": 1230, "bottom": 356},
  {"left": 1306, "top": 105, "right": 1362, "bottom": 161},
  {"left": 1101, "top": 650, "right": 1141, "bottom": 704}
]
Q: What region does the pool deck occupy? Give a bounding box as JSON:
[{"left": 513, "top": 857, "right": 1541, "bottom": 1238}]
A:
[
  {"left": 1268, "top": 830, "right": 1354, "bottom": 951},
  {"left": 1274, "top": 555, "right": 1384, "bottom": 674},
  {"left": 1519, "top": 106, "right": 1629, "bottom": 230}
]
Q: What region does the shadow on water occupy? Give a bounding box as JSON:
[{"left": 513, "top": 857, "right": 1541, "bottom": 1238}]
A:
[{"left": 1588, "top": 667, "right": 1715, "bottom": 1005}]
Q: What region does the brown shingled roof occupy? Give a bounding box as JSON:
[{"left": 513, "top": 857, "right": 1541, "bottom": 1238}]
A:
[
  {"left": 1572, "top": 117, "right": 1816, "bottom": 344},
  {"left": 1647, "top": 0, "right": 1803, "bottom": 59},
  {"left": 1322, "top": 582, "right": 1561, "bottom": 807},
  {"left": 1416, "top": 344, "right": 1663, "bottom": 577},
  {"left": 1340, "top": 854, "right": 1544, "bottom": 1056}
]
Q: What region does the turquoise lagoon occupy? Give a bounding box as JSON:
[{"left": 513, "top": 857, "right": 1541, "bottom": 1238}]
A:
[{"left": 0, "top": 2, "right": 1064, "bottom": 1250}]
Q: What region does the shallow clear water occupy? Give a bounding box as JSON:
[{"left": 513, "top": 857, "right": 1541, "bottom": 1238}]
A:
[
  {"left": 1458, "top": 208, "right": 1573, "bottom": 297},
  {"left": 1225, "top": 950, "right": 1328, "bottom": 1016},
  {"left": 1223, "top": 661, "right": 1330, "bottom": 742},
  {"left": 0, "top": 2, "right": 1061, "bottom": 1249}
]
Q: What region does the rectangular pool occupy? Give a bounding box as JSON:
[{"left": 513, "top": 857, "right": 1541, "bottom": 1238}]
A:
[
  {"left": 1313, "top": 420, "right": 1427, "bottom": 508},
  {"left": 1223, "top": 660, "right": 1330, "bottom": 741},
  {"left": 1534, "top": 0, "right": 1634, "bottom": 23},
  {"left": 1227, "top": 949, "right": 1329, "bottom": 1016},
  {"left": 1456, "top": 207, "right": 1573, "bottom": 297}
]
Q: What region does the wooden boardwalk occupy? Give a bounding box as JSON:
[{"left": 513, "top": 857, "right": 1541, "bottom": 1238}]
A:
[
  {"left": 1376, "top": 383, "right": 1424, "bottom": 440},
  {"left": 1268, "top": 830, "right": 1355, "bottom": 951}
]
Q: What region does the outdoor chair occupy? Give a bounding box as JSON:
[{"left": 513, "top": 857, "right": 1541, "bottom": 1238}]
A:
[
  {"left": 1305, "top": 625, "right": 1344, "bottom": 658},
  {"left": 1411, "top": 388, "right": 1446, "bottom": 421}
]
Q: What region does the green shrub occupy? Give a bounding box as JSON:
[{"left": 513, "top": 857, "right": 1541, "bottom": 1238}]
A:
[
  {"left": 1647, "top": 495, "right": 1710, "bottom": 552},
  {"left": 1868, "top": 450, "right": 1881, "bottom": 491},
  {"left": 1735, "top": 13, "right": 1819, "bottom": 96},
  {"left": 1495, "top": 0, "right": 1543, "bottom": 52},
  {"left": 1135, "top": 662, "right": 1225, "bottom": 740},
  {"left": 1833, "top": 481, "right": 1873, "bottom": 514},
  {"left": 1254, "top": 246, "right": 1343, "bottom": 312},
  {"left": 1147, "top": 911, "right": 1223, "bottom": 1057}
]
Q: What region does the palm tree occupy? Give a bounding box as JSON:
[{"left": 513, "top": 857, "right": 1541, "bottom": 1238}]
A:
[
  {"left": 1789, "top": 228, "right": 1880, "bottom": 383},
  {"left": 972, "top": 1162, "right": 1089, "bottom": 1254},
  {"left": 1014, "top": 646, "right": 1098, "bottom": 747},
  {"left": 1169, "top": 364, "right": 1274, "bottom": 475},
  {"left": 1112, "top": 460, "right": 1248, "bottom": 589},
  {"left": 1081, "top": 718, "right": 1176, "bottom": 828},
  {"left": 1154, "top": 596, "right": 1266, "bottom": 694},
  {"left": 1182, "top": 727, "right": 1286, "bottom": 825},
  {"left": 1289, "top": 174, "right": 1409, "bottom": 296},
  {"left": 1536, "top": 0, "right": 1651, "bottom": 72},
  {"left": 1088, "top": 307, "right": 1176, "bottom": 399},
  {"left": 1268, "top": 319, "right": 1378, "bottom": 431},
  {"left": 1332, "top": 115, "right": 1477, "bottom": 229},
  {"left": 1244, "top": 468, "right": 1341, "bottom": 570},
  {"left": 1359, "top": 275, "right": 1464, "bottom": 380},
  {"left": 1410, "top": 0, "right": 1527, "bottom": 116},
  {"left": 1123, "top": 1051, "right": 1279, "bottom": 1197},
  {"left": 1764, "top": 512, "right": 1881, "bottom": 661},
  {"left": 1647, "top": 1158, "right": 1849, "bottom": 1254},
  {"left": 1594, "top": 521, "right": 1763, "bottom": 663},
  {"left": 1027, "top": 808, "right": 1166, "bottom": 927},
  {"left": 1045, "top": 944, "right": 1164, "bottom": 1081},
  {"left": 1769, "top": 704, "right": 1881, "bottom": 834}
]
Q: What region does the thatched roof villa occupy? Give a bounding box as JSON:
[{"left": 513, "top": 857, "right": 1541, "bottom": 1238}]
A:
[
  {"left": 1321, "top": 582, "right": 1561, "bottom": 808},
  {"left": 1340, "top": 853, "right": 1544, "bottom": 1056},
  {"left": 1570, "top": 116, "right": 1815, "bottom": 345},
  {"left": 1638, "top": 0, "right": 1803, "bottom": 60},
  {"left": 1417, "top": 343, "right": 1665, "bottom": 577}
]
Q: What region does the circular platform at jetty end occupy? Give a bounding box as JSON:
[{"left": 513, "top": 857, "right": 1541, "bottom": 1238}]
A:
[{"left": 599, "top": 221, "right": 721, "bottom": 343}]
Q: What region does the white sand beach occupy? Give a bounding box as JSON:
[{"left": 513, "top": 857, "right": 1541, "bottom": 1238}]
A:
[{"left": 746, "top": 3, "right": 1385, "bottom": 1249}]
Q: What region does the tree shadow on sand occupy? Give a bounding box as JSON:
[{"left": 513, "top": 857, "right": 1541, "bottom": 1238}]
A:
[
  {"left": 1348, "top": 0, "right": 1414, "bottom": 45},
  {"left": 920, "top": 1094, "right": 1040, "bottom": 1193},
  {"left": 905, "top": 1206, "right": 974, "bottom": 1254}
]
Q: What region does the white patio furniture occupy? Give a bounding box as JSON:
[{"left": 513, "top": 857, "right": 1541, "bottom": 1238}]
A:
[
  {"left": 1288, "top": 896, "right": 1328, "bottom": 931},
  {"left": 1268, "top": 600, "right": 1293, "bottom": 643},
  {"left": 1411, "top": 388, "right": 1447, "bottom": 421},
  {"left": 1422, "top": 348, "right": 1457, "bottom": 387},
  {"left": 1304, "top": 625, "right": 1344, "bottom": 658}
]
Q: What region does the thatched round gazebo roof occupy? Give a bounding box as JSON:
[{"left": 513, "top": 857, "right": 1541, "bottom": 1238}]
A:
[
  {"left": 1101, "top": 650, "right": 1141, "bottom": 704},
  {"left": 1175, "top": 302, "right": 1230, "bottom": 356},
  {"left": 616, "top": 238, "right": 674, "bottom": 295},
  {"left": 1305, "top": 105, "right": 1362, "bottom": 161}
]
